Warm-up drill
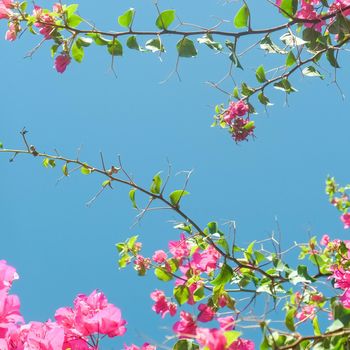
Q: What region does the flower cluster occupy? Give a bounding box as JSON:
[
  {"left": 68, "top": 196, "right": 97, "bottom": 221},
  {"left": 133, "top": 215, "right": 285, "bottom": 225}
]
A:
[{"left": 0, "top": 260, "right": 127, "bottom": 349}]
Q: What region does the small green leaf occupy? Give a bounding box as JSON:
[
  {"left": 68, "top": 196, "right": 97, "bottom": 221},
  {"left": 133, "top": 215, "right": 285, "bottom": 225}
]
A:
[
  {"left": 129, "top": 188, "right": 138, "bottom": 209},
  {"left": 67, "top": 14, "right": 82, "bottom": 28},
  {"left": 285, "top": 308, "right": 296, "bottom": 331},
  {"left": 0, "top": 142, "right": 3, "bottom": 149},
  {"left": 255, "top": 65, "right": 267, "bottom": 83},
  {"left": 76, "top": 37, "right": 92, "bottom": 47},
  {"left": 302, "top": 66, "right": 324, "bottom": 79},
  {"left": 155, "top": 267, "right": 173, "bottom": 281},
  {"left": 87, "top": 33, "right": 109, "bottom": 46},
  {"left": 118, "top": 8, "right": 135, "bottom": 28},
  {"left": 42, "top": 158, "right": 56, "bottom": 168},
  {"left": 326, "top": 319, "right": 344, "bottom": 333},
  {"left": 211, "top": 263, "right": 233, "bottom": 286},
  {"left": 258, "top": 92, "right": 272, "bottom": 106},
  {"left": 234, "top": 4, "right": 249, "bottom": 28},
  {"left": 279, "top": 0, "right": 298, "bottom": 18},
  {"left": 62, "top": 163, "right": 68, "bottom": 176},
  {"left": 260, "top": 35, "right": 287, "bottom": 54},
  {"left": 312, "top": 316, "right": 321, "bottom": 336},
  {"left": 71, "top": 41, "right": 84, "bottom": 63},
  {"left": 107, "top": 39, "right": 123, "bottom": 56},
  {"left": 81, "top": 164, "right": 91, "bottom": 175},
  {"left": 150, "top": 172, "right": 162, "bottom": 194},
  {"left": 274, "top": 79, "right": 297, "bottom": 94},
  {"left": 224, "top": 331, "right": 241, "bottom": 346},
  {"left": 156, "top": 9, "right": 176, "bottom": 30},
  {"left": 169, "top": 190, "right": 189, "bottom": 207},
  {"left": 177, "top": 38, "right": 197, "bottom": 57},
  {"left": 173, "top": 340, "right": 199, "bottom": 350},
  {"left": 127, "top": 36, "right": 142, "bottom": 50},
  {"left": 102, "top": 180, "right": 111, "bottom": 188},
  {"left": 226, "top": 40, "right": 243, "bottom": 69},
  {"left": 65, "top": 4, "right": 78, "bottom": 16},
  {"left": 145, "top": 38, "right": 165, "bottom": 53},
  {"left": 19, "top": 1, "right": 27, "bottom": 12},
  {"left": 174, "top": 285, "right": 190, "bottom": 305},
  {"left": 286, "top": 51, "right": 296, "bottom": 66},
  {"left": 197, "top": 34, "right": 222, "bottom": 51},
  {"left": 326, "top": 49, "right": 340, "bottom": 68}
]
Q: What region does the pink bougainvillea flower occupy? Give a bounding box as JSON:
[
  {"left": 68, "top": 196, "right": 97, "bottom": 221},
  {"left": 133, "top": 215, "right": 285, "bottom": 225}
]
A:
[
  {"left": 340, "top": 289, "right": 350, "bottom": 309},
  {"left": 197, "top": 304, "right": 215, "bottom": 323},
  {"left": 217, "top": 315, "right": 235, "bottom": 331},
  {"left": 124, "top": 343, "right": 156, "bottom": 350},
  {"left": 192, "top": 245, "right": 220, "bottom": 274},
  {"left": 196, "top": 328, "right": 227, "bottom": 350},
  {"left": 341, "top": 213, "right": 350, "bottom": 229},
  {"left": 0, "top": 290, "right": 24, "bottom": 326},
  {"left": 52, "top": 3, "right": 63, "bottom": 13},
  {"left": 134, "top": 255, "right": 152, "bottom": 275},
  {"left": 295, "top": 305, "right": 316, "bottom": 321},
  {"left": 0, "top": 3, "right": 12, "bottom": 19},
  {"left": 152, "top": 250, "right": 167, "bottom": 264},
  {"left": 296, "top": 4, "right": 325, "bottom": 32},
  {"left": 5, "top": 22, "right": 17, "bottom": 41},
  {"left": 329, "top": 0, "right": 350, "bottom": 16},
  {"left": 168, "top": 233, "right": 190, "bottom": 260},
  {"left": 172, "top": 311, "right": 197, "bottom": 339},
  {"left": 229, "top": 338, "right": 255, "bottom": 350},
  {"left": 224, "top": 100, "right": 249, "bottom": 124},
  {"left": 231, "top": 117, "right": 255, "bottom": 143},
  {"left": 54, "top": 54, "right": 71, "bottom": 73},
  {"left": 150, "top": 290, "right": 177, "bottom": 318},
  {"left": 320, "top": 234, "right": 330, "bottom": 246},
  {"left": 0, "top": 260, "right": 19, "bottom": 291}
]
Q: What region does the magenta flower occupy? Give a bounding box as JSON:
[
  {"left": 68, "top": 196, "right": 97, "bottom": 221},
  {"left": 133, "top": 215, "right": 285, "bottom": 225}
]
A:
[
  {"left": 0, "top": 290, "right": 24, "bottom": 326},
  {"left": 217, "top": 316, "right": 235, "bottom": 331},
  {"left": 54, "top": 54, "right": 71, "bottom": 73},
  {"left": 168, "top": 233, "right": 190, "bottom": 260},
  {"left": 197, "top": 304, "right": 215, "bottom": 323},
  {"left": 172, "top": 311, "right": 197, "bottom": 339},
  {"left": 150, "top": 290, "right": 177, "bottom": 318},
  {"left": 192, "top": 245, "right": 220, "bottom": 273},
  {"left": 295, "top": 305, "right": 316, "bottom": 321},
  {"left": 152, "top": 250, "right": 167, "bottom": 264},
  {"left": 341, "top": 213, "right": 350, "bottom": 229},
  {"left": 0, "top": 260, "right": 18, "bottom": 292},
  {"left": 229, "top": 338, "right": 255, "bottom": 350},
  {"left": 196, "top": 328, "right": 227, "bottom": 350}
]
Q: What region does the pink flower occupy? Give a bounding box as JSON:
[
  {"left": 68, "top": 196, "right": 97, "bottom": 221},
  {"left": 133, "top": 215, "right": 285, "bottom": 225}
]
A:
[
  {"left": 197, "top": 304, "right": 215, "bottom": 323},
  {"left": 320, "top": 234, "right": 330, "bottom": 246},
  {"left": 55, "top": 290, "right": 127, "bottom": 338},
  {"left": 224, "top": 100, "right": 249, "bottom": 124},
  {"left": 152, "top": 250, "right": 167, "bottom": 264},
  {"left": 54, "top": 54, "right": 71, "bottom": 73},
  {"left": 341, "top": 213, "right": 350, "bottom": 229},
  {"left": 1, "top": 0, "right": 14, "bottom": 8},
  {"left": 5, "top": 22, "right": 16, "bottom": 41},
  {"left": 124, "top": 343, "right": 156, "bottom": 350},
  {"left": 192, "top": 246, "right": 220, "bottom": 273},
  {"left": 0, "top": 3, "right": 11, "bottom": 19},
  {"left": 0, "top": 260, "right": 19, "bottom": 292},
  {"left": 168, "top": 233, "right": 190, "bottom": 260},
  {"left": 229, "top": 338, "right": 255, "bottom": 350},
  {"left": 329, "top": 0, "right": 350, "bottom": 16},
  {"left": 173, "top": 311, "right": 197, "bottom": 339},
  {"left": 196, "top": 328, "right": 227, "bottom": 350},
  {"left": 217, "top": 316, "right": 235, "bottom": 331},
  {"left": 231, "top": 117, "right": 255, "bottom": 143},
  {"left": 52, "top": 3, "right": 63, "bottom": 13},
  {"left": 296, "top": 4, "right": 325, "bottom": 32},
  {"left": 134, "top": 255, "right": 152, "bottom": 275},
  {"left": 295, "top": 305, "right": 316, "bottom": 321},
  {"left": 34, "top": 10, "right": 56, "bottom": 39},
  {"left": 0, "top": 290, "right": 24, "bottom": 326},
  {"left": 331, "top": 267, "right": 350, "bottom": 289},
  {"left": 150, "top": 290, "right": 177, "bottom": 318},
  {"left": 340, "top": 289, "right": 350, "bottom": 309}
]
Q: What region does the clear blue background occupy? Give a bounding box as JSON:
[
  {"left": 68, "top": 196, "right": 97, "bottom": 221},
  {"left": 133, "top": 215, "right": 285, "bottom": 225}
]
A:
[{"left": 1, "top": 0, "right": 350, "bottom": 347}]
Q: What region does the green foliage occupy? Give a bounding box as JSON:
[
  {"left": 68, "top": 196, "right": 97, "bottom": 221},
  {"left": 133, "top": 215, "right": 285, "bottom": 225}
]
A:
[
  {"left": 234, "top": 4, "right": 249, "bottom": 28},
  {"left": 156, "top": 10, "right": 176, "bottom": 30},
  {"left": 169, "top": 190, "right": 189, "bottom": 207},
  {"left": 118, "top": 8, "right": 135, "bottom": 28},
  {"left": 177, "top": 38, "right": 197, "bottom": 57}
]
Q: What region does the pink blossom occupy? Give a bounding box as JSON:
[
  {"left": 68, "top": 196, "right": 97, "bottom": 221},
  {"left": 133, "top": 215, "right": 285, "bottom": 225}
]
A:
[
  {"left": 231, "top": 117, "right": 255, "bottom": 143},
  {"left": 295, "top": 305, "right": 316, "bottom": 321},
  {"left": 331, "top": 267, "right": 350, "bottom": 289},
  {"left": 152, "top": 250, "right": 167, "bottom": 264},
  {"left": 168, "top": 233, "right": 190, "bottom": 260},
  {"left": 124, "top": 343, "right": 156, "bottom": 350},
  {"left": 173, "top": 311, "right": 197, "bottom": 339},
  {"left": 196, "top": 328, "right": 227, "bottom": 350},
  {"left": 329, "top": 0, "right": 350, "bottom": 16},
  {"left": 192, "top": 246, "right": 220, "bottom": 274},
  {"left": 1, "top": 0, "right": 14, "bottom": 8},
  {"left": 150, "top": 290, "right": 177, "bottom": 318},
  {"left": 229, "top": 338, "right": 255, "bottom": 350},
  {"left": 0, "top": 261, "right": 18, "bottom": 292},
  {"left": 320, "top": 234, "right": 330, "bottom": 246},
  {"left": 54, "top": 54, "right": 71, "bottom": 73},
  {"left": 5, "top": 22, "right": 16, "bottom": 41},
  {"left": 197, "top": 304, "right": 215, "bottom": 323},
  {"left": 52, "top": 3, "right": 63, "bottom": 13},
  {"left": 340, "top": 289, "right": 350, "bottom": 309},
  {"left": 341, "top": 213, "right": 350, "bottom": 229},
  {"left": 217, "top": 316, "right": 235, "bottom": 331},
  {"left": 0, "top": 290, "right": 24, "bottom": 326},
  {"left": 0, "top": 4, "right": 11, "bottom": 19},
  {"left": 134, "top": 255, "right": 152, "bottom": 275},
  {"left": 296, "top": 4, "right": 325, "bottom": 32},
  {"left": 224, "top": 100, "right": 249, "bottom": 124}
]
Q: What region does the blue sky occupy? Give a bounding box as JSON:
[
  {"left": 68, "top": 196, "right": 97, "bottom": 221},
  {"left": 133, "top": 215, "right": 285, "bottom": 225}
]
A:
[{"left": 1, "top": 0, "right": 350, "bottom": 347}]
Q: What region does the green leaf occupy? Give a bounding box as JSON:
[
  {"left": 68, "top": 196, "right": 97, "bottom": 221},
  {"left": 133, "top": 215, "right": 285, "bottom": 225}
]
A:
[
  {"left": 260, "top": 35, "right": 287, "bottom": 54},
  {"left": 62, "top": 163, "right": 68, "bottom": 176},
  {"left": 156, "top": 9, "right": 176, "bottom": 30},
  {"left": 174, "top": 285, "right": 190, "bottom": 305},
  {"left": 173, "top": 340, "right": 199, "bottom": 350},
  {"left": 224, "top": 331, "right": 241, "bottom": 346},
  {"left": 76, "top": 37, "right": 92, "bottom": 47},
  {"left": 118, "top": 8, "right": 135, "bottom": 28},
  {"left": 302, "top": 66, "right": 324, "bottom": 79},
  {"left": 102, "top": 180, "right": 111, "bottom": 188},
  {"left": 211, "top": 263, "right": 233, "bottom": 286},
  {"left": 107, "top": 40, "right": 123, "bottom": 56},
  {"left": 279, "top": 0, "right": 298, "bottom": 18},
  {"left": 65, "top": 4, "right": 78, "bottom": 16},
  {"left": 150, "top": 172, "right": 162, "bottom": 194},
  {"left": 197, "top": 34, "right": 222, "bottom": 51},
  {"left": 155, "top": 268, "right": 173, "bottom": 281},
  {"left": 297, "top": 265, "right": 316, "bottom": 282},
  {"left": 19, "top": 1, "right": 27, "bottom": 12},
  {"left": 312, "top": 316, "right": 322, "bottom": 336},
  {"left": 273, "top": 79, "right": 297, "bottom": 94},
  {"left": 127, "top": 36, "right": 142, "bottom": 51},
  {"left": 286, "top": 51, "right": 296, "bottom": 66},
  {"left": 193, "top": 286, "right": 205, "bottom": 302},
  {"left": 234, "top": 4, "right": 249, "bottom": 28},
  {"left": 285, "top": 308, "right": 296, "bottom": 331},
  {"left": 42, "top": 158, "right": 56, "bottom": 168},
  {"left": 129, "top": 188, "right": 138, "bottom": 209},
  {"left": 71, "top": 42, "right": 84, "bottom": 63},
  {"left": 326, "top": 319, "right": 344, "bottom": 333},
  {"left": 145, "top": 38, "right": 165, "bottom": 53},
  {"left": 81, "top": 164, "right": 91, "bottom": 175},
  {"left": 169, "top": 190, "right": 189, "bottom": 207},
  {"left": 177, "top": 38, "right": 197, "bottom": 57},
  {"left": 87, "top": 33, "right": 109, "bottom": 46},
  {"left": 226, "top": 40, "right": 243, "bottom": 69},
  {"left": 0, "top": 142, "right": 3, "bottom": 149},
  {"left": 258, "top": 92, "right": 272, "bottom": 106},
  {"left": 326, "top": 49, "right": 340, "bottom": 68},
  {"left": 256, "top": 65, "right": 267, "bottom": 83},
  {"left": 67, "top": 14, "right": 82, "bottom": 28}
]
